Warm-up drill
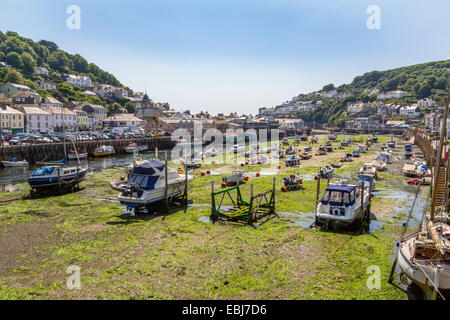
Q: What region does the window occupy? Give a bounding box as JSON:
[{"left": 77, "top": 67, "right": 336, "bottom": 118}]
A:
[{"left": 329, "top": 191, "right": 342, "bottom": 203}]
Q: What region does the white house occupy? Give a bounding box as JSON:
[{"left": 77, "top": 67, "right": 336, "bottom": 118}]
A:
[
  {"left": 399, "top": 105, "right": 420, "bottom": 117},
  {"left": 44, "top": 107, "right": 77, "bottom": 132},
  {"left": 347, "top": 102, "right": 365, "bottom": 113},
  {"left": 66, "top": 74, "right": 92, "bottom": 87},
  {"left": 417, "top": 98, "right": 435, "bottom": 108},
  {"left": 36, "top": 80, "right": 56, "bottom": 91},
  {"left": 19, "top": 106, "right": 53, "bottom": 134},
  {"left": 40, "top": 96, "right": 63, "bottom": 109},
  {"left": 377, "top": 90, "right": 408, "bottom": 100},
  {"left": 35, "top": 66, "right": 49, "bottom": 76},
  {"left": 102, "top": 114, "right": 144, "bottom": 133}
]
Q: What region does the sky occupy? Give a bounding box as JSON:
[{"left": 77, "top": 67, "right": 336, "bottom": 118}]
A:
[{"left": 0, "top": 0, "right": 449, "bottom": 114}]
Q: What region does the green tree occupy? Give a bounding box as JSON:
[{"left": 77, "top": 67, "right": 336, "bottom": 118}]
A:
[
  {"left": 20, "top": 52, "right": 36, "bottom": 77},
  {"left": 3, "top": 68, "right": 22, "bottom": 83},
  {"left": 322, "top": 83, "right": 335, "bottom": 91},
  {"left": 48, "top": 51, "right": 72, "bottom": 72},
  {"left": 73, "top": 54, "right": 89, "bottom": 73},
  {"left": 6, "top": 52, "right": 22, "bottom": 68},
  {"left": 0, "top": 31, "right": 6, "bottom": 44},
  {"left": 0, "top": 52, "right": 5, "bottom": 62},
  {"left": 38, "top": 39, "right": 59, "bottom": 52}
]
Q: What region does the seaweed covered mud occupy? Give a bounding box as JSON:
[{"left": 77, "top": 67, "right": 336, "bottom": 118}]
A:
[{"left": 0, "top": 134, "right": 426, "bottom": 299}]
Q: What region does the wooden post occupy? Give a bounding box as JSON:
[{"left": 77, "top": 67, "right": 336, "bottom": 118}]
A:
[
  {"left": 184, "top": 161, "right": 188, "bottom": 205},
  {"left": 250, "top": 184, "right": 254, "bottom": 223},
  {"left": 316, "top": 173, "right": 321, "bottom": 206},
  {"left": 361, "top": 180, "right": 365, "bottom": 211},
  {"left": 164, "top": 150, "right": 168, "bottom": 212}
]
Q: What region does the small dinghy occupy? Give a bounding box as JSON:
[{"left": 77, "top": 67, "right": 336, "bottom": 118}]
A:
[
  {"left": 93, "top": 145, "right": 115, "bottom": 157},
  {"left": 1, "top": 157, "right": 28, "bottom": 167},
  {"left": 285, "top": 155, "right": 300, "bottom": 167},
  {"left": 317, "top": 165, "right": 334, "bottom": 178},
  {"left": 281, "top": 175, "right": 303, "bottom": 191},
  {"left": 222, "top": 170, "right": 248, "bottom": 186},
  {"left": 285, "top": 146, "right": 294, "bottom": 155},
  {"left": 249, "top": 155, "right": 268, "bottom": 165}
]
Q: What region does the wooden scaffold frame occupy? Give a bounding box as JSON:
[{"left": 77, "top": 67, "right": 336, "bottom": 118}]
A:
[{"left": 210, "top": 177, "right": 278, "bottom": 227}]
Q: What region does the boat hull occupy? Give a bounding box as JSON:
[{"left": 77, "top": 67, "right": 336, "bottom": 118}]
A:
[
  {"left": 28, "top": 169, "right": 88, "bottom": 188},
  {"left": 1, "top": 161, "right": 28, "bottom": 167},
  {"left": 398, "top": 237, "right": 450, "bottom": 298},
  {"left": 93, "top": 151, "right": 114, "bottom": 157},
  {"left": 118, "top": 180, "right": 189, "bottom": 208}
]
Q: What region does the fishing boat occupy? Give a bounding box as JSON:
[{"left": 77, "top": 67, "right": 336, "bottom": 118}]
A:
[
  {"left": 36, "top": 158, "right": 67, "bottom": 166},
  {"left": 341, "top": 153, "right": 353, "bottom": 162},
  {"left": 387, "top": 136, "right": 396, "bottom": 148},
  {"left": 359, "top": 164, "right": 378, "bottom": 178},
  {"left": 370, "top": 159, "right": 387, "bottom": 171},
  {"left": 331, "top": 162, "right": 342, "bottom": 168},
  {"left": 68, "top": 152, "right": 88, "bottom": 160},
  {"left": 328, "top": 134, "right": 337, "bottom": 141},
  {"left": 299, "top": 151, "right": 312, "bottom": 160},
  {"left": 111, "top": 159, "right": 193, "bottom": 212},
  {"left": 352, "top": 149, "right": 361, "bottom": 157},
  {"left": 222, "top": 170, "right": 247, "bottom": 186},
  {"left": 376, "top": 151, "right": 392, "bottom": 164},
  {"left": 315, "top": 181, "right": 371, "bottom": 230},
  {"left": 204, "top": 147, "right": 217, "bottom": 158},
  {"left": 93, "top": 145, "right": 115, "bottom": 157},
  {"left": 359, "top": 145, "right": 368, "bottom": 153},
  {"left": 281, "top": 175, "right": 303, "bottom": 191},
  {"left": 311, "top": 135, "right": 319, "bottom": 143},
  {"left": 181, "top": 153, "right": 202, "bottom": 169},
  {"left": 285, "top": 146, "right": 295, "bottom": 155},
  {"left": 317, "top": 165, "right": 334, "bottom": 178},
  {"left": 248, "top": 155, "right": 267, "bottom": 165},
  {"left": 285, "top": 155, "right": 300, "bottom": 167},
  {"left": 405, "top": 143, "right": 413, "bottom": 152},
  {"left": 304, "top": 146, "right": 312, "bottom": 152},
  {"left": 28, "top": 165, "right": 88, "bottom": 190},
  {"left": 403, "top": 163, "right": 417, "bottom": 177},
  {"left": 124, "top": 143, "right": 148, "bottom": 154},
  {"left": 1, "top": 157, "right": 28, "bottom": 167},
  {"left": 358, "top": 174, "right": 376, "bottom": 191},
  {"left": 317, "top": 147, "right": 327, "bottom": 155}
]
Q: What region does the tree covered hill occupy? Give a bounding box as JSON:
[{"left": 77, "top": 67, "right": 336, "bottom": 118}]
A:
[
  {"left": 288, "top": 59, "right": 450, "bottom": 126},
  {"left": 0, "top": 30, "right": 136, "bottom": 115}
]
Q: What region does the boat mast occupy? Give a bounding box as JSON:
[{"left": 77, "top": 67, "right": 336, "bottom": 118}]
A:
[{"left": 430, "top": 81, "right": 450, "bottom": 220}]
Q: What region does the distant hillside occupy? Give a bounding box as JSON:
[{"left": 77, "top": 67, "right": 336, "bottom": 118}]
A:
[
  {"left": 283, "top": 59, "right": 450, "bottom": 126},
  {"left": 0, "top": 30, "right": 136, "bottom": 115}
]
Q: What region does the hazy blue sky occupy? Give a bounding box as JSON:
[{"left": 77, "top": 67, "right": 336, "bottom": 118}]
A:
[{"left": 1, "top": 0, "right": 449, "bottom": 114}]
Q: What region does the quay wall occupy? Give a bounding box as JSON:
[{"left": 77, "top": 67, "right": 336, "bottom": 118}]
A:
[{"left": 0, "top": 137, "right": 177, "bottom": 164}]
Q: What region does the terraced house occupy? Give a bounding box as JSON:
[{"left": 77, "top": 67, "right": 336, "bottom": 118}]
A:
[{"left": 0, "top": 105, "right": 24, "bottom": 134}]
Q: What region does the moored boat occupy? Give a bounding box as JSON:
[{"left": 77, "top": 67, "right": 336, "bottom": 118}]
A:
[
  {"left": 110, "top": 159, "right": 193, "bottom": 212},
  {"left": 124, "top": 143, "right": 148, "bottom": 154},
  {"left": 1, "top": 157, "right": 28, "bottom": 167},
  {"left": 93, "top": 145, "right": 115, "bottom": 157}
]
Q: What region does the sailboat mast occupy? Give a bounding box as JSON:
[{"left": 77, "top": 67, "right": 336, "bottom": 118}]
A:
[{"left": 430, "top": 81, "right": 450, "bottom": 220}]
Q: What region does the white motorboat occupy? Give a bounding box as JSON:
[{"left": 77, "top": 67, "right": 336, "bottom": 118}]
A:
[
  {"left": 315, "top": 181, "right": 370, "bottom": 229},
  {"left": 111, "top": 159, "right": 193, "bottom": 211},
  {"left": 1, "top": 158, "right": 28, "bottom": 167},
  {"left": 125, "top": 143, "right": 148, "bottom": 154},
  {"left": 248, "top": 155, "right": 268, "bottom": 165},
  {"left": 68, "top": 152, "right": 88, "bottom": 160},
  {"left": 370, "top": 159, "right": 387, "bottom": 171}
]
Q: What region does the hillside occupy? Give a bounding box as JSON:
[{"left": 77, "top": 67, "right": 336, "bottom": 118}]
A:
[
  {"left": 284, "top": 59, "right": 450, "bottom": 126},
  {"left": 0, "top": 30, "right": 135, "bottom": 115}
]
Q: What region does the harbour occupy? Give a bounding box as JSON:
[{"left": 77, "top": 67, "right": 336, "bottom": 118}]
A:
[{"left": 0, "top": 132, "right": 438, "bottom": 300}]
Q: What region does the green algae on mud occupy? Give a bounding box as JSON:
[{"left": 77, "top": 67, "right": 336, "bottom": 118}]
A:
[{"left": 0, "top": 135, "right": 410, "bottom": 299}]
